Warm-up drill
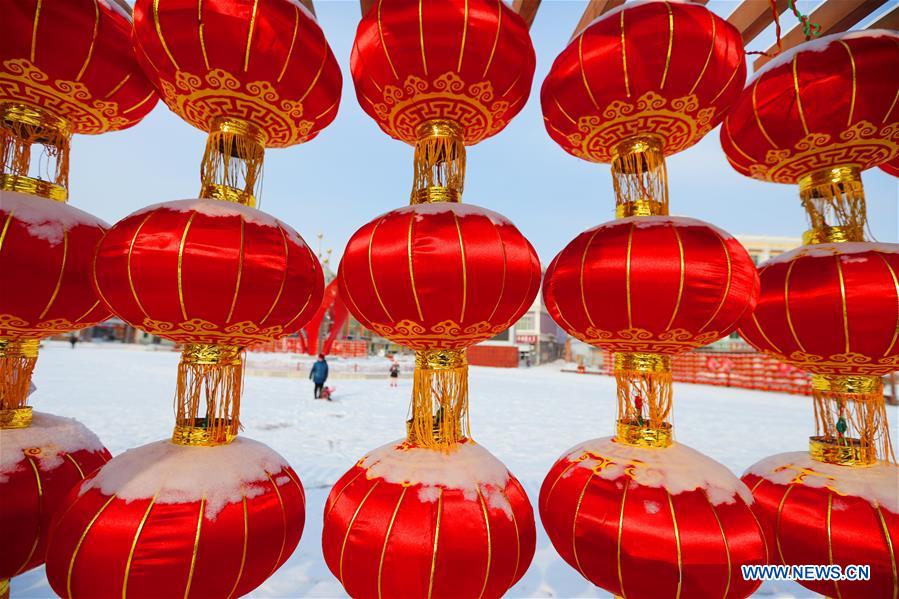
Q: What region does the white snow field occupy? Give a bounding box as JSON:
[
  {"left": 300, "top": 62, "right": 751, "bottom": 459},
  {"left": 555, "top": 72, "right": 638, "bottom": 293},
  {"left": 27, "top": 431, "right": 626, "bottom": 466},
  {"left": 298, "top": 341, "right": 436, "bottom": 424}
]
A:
[{"left": 13, "top": 341, "right": 896, "bottom": 598}]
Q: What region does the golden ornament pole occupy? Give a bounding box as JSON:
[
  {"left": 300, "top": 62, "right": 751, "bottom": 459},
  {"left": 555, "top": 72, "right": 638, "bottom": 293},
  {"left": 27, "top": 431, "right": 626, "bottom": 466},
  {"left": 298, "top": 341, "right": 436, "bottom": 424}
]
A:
[{"left": 199, "top": 116, "right": 265, "bottom": 207}]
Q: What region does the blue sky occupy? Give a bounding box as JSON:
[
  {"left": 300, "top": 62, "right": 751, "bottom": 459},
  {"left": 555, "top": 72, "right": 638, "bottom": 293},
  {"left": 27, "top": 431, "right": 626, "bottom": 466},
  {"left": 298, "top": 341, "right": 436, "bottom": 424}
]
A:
[{"left": 69, "top": 0, "right": 898, "bottom": 267}]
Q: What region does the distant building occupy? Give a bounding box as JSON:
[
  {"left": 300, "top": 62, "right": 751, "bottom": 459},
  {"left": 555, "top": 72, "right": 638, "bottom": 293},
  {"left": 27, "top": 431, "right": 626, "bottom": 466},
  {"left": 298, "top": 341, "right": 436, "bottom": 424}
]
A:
[{"left": 735, "top": 234, "right": 800, "bottom": 265}]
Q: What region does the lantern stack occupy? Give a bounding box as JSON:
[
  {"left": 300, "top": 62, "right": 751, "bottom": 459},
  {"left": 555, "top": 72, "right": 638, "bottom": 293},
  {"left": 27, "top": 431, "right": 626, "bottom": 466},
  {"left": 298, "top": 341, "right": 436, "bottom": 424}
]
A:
[
  {"left": 538, "top": 3, "right": 768, "bottom": 597},
  {"left": 721, "top": 29, "right": 899, "bottom": 599},
  {"left": 0, "top": 1, "right": 158, "bottom": 595},
  {"left": 323, "top": 2, "right": 541, "bottom": 597},
  {"left": 42, "top": 1, "right": 341, "bottom": 597}
]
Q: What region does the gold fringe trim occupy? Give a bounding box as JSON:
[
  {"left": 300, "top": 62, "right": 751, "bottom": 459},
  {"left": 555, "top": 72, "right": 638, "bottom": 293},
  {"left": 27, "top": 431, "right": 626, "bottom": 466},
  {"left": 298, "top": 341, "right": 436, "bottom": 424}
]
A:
[
  {"left": 811, "top": 374, "right": 894, "bottom": 466},
  {"left": 172, "top": 344, "right": 243, "bottom": 446},
  {"left": 614, "top": 352, "right": 673, "bottom": 448},
  {"left": 199, "top": 117, "right": 265, "bottom": 207},
  {"left": 611, "top": 136, "right": 668, "bottom": 218},
  {"left": 800, "top": 166, "right": 866, "bottom": 244},
  {"left": 0, "top": 339, "right": 39, "bottom": 426},
  {"left": 410, "top": 120, "right": 465, "bottom": 205},
  {"left": 406, "top": 350, "right": 469, "bottom": 450},
  {"left": 0, "top": 103, "right": 71, "bottom": 200},
  {"left": 0, "top": 577, "right": 8, "bottom": 599}
]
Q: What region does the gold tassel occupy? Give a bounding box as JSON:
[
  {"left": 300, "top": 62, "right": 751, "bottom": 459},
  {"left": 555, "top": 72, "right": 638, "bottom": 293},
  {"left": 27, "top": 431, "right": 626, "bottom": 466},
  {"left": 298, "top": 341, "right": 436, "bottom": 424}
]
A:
[
  {"left": 610, "top": 136, "right": 668, "bottom": 218},
  {"left": 809, "top": 374, "right": 894, "bottom": 466},
  {"left": 199, "top": 117, "right": 265, "bottom": 208},
  {"left": 171, "top": 344, "right": 243, "bottom": 446},
  {"left": 614, "top": 352, "right": 673, "bottom": 448},
  {"left": 410, "top": 120, "right": 465, "bottom": 205},
  {"left": 406, "top": 350, "right": 470, "bottom": 450},
  {"left": 0, "top": 338, "right": 39, "bottom": 429},
  {"left": 799, "top": 166, "right": 866, "bottom": 244},
  {"left": 0, "top": 103, "right": 70, "bottom": 201}
]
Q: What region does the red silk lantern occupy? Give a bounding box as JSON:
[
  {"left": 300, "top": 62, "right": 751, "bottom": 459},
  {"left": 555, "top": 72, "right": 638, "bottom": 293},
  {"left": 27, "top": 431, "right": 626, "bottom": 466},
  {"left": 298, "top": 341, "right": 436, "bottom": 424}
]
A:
[
  {"left": 742, "top": 453, "right": 899, "bottom": 599},
  {"left": 0, "top": 191, "right": 110, "bottom": 428},
  {"left": 132, "top": 0, "right": 342, "bottom": 202},
  {"left": 721, "top": 30, "right": 899, "bottom": 244},
  {"left": 339, "top": 203, "right": 540, "bottom": 351},
  {"left": 543, "top": 216, "right": 758, "bottom": 355},
  {"left": 351, "top": 0, "right": 534, "bottom": 147},
  {"left": 323, "top": 439, "right": 535, "bottom": 599},
  {"left": 541, "top": 1, "right": 744, "bottom": 216},
  {"left": 1, "top": 413, "right": 110, "bottom": 587},
  {"left": 46, "top": 438, "right": 304, "bottom": 599},
  {"left": 541, "top": 439, "right": 766, "bottom": 599},
  {"left": 1, "top": 0, "right": 158, "bottom": 197}
]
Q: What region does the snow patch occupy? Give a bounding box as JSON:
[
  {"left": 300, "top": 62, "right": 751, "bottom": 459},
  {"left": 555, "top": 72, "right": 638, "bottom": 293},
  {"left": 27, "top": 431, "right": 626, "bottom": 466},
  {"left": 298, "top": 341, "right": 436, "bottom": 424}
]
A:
[
  {"left": 0, "top": 190, "right": 108, "bottom": 245},
  {"left": 566, "top": 437, "right": 754, "bottom": 505},
  {"left": 388, "top": 202, "right": 514, "bottom": 228},
  {"left": 84, "top": 437, "right": 291, "bottom": 518},
  {"left": 751, "top": 30, "right": 899, "bottom": 82},
  {"left": 0, "top": 411, "right": 105, "bottom": 480},
  {"left": 745, "top": 451, "right": 899, "bottom": 514},
  {"left": 129, "top": 198, "right": 284, "bottom": 229},
  {"left": 766, "top": 242, "right": 899, "bottom": 265},
  {"left": 360, "top": 439, "right": 514, "bottom": 518}
]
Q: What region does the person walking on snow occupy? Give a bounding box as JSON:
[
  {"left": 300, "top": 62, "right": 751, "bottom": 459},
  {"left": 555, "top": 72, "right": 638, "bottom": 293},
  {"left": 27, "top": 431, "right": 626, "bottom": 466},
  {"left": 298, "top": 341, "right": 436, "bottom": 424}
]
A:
[
  {"left": 389, "top": 359, "right": 399, "bottom": 387},
  {"left": 309, "top": 353, "right": 329, "bottom": 399}
]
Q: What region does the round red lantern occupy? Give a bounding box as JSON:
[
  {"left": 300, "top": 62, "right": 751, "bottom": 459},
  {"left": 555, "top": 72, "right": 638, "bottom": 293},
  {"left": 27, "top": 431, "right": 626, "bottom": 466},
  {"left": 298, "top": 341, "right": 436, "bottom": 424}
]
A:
[
  {"left": 1, "top": 413, "right": 110, "bottom": 592},
  {"left": 1, "top": 0, "right": 158, "bottom": 197},
  {"left": 323, "top": 439, "right": 535, "bottom": 598},
  {"left": 742, "top": 453, "right": 898, "bottom": 599},
  {"left": 46, "top": 437, "right": 304, "bottom": 599},
  {"left": 541, "top": 439, "right": 766, "bottom": 598},
  {"left": 132, "top": 0, "right": 342, "bottom": 203},
  {"left": 542, "top": 1, "right": 745, "bottom": 215},
  {"left": 339, "top": 203, "right": 540, "bottom": 351},
  {"left": 94, "top": 198, "right": 323, "bottom": 443},
  {"left": 721, "top": 30, "right": 899, "bottom": 244}
]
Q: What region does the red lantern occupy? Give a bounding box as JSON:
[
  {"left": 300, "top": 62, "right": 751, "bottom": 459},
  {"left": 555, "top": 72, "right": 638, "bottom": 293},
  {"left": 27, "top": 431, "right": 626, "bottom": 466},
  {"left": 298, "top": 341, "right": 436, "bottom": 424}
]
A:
[
  {"left": 541, "top": 439, "right": 766, "bottom": 598},
  {"left": 132, "top": 0, "right": 342, "bottom": 202},
  {"left": 1, "top": 413, "right": 110, "bottom": 585},
  {"left": 543, "top": 217, "right": 759, "bottom": 355},
  {"left": 351, "top": 0, "right": 534, "bottom": 147},
  {"left": 541, "top": 1, "right": 744, "bottom": 216},
  {"left": 720, "top": 30, "right": 899, "bottom": 244},
  {"left": 323, "top": 439, "right": 535, "bottom": 598},
  {"left": 339, "top": 203, "right": 540, "bottom": 351},
  {"left": 742, "top": 453, "right": 898, "bottom": 599},
  {"left": 46, "top": 438, "right": 304, "bottom": 599},
  {"left": 1, "top": 0, "right": 158, "bottom": 197}
]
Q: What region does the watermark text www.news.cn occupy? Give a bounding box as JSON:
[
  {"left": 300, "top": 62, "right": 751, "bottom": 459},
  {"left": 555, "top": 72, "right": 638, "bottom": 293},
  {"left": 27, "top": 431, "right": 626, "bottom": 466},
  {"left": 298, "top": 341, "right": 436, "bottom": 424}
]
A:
[{"left": 742, "top": 564, "right": 871, "bottom": 582}]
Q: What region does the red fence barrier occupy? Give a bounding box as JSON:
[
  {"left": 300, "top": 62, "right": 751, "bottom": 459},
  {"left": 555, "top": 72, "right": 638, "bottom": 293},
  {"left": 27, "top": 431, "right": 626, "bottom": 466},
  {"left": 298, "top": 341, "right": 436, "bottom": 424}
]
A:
[{"left": 594, "top": 350, "right": 812, "bottom": 396}]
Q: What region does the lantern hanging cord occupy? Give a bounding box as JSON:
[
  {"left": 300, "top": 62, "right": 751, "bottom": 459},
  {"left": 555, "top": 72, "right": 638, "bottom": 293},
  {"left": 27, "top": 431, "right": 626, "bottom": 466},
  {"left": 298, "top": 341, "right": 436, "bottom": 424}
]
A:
[
  {"left": 410, "top": 120, "right": 465, "bottom": 205},
  {"left": 788, "top": 0, "right": 821, "bottom": 41},
  {"left": 406, "top": 349, "right": 470, "bottom": 450},
  {"left": 171, "top": 343, "right": 244, "bottom": 446}
]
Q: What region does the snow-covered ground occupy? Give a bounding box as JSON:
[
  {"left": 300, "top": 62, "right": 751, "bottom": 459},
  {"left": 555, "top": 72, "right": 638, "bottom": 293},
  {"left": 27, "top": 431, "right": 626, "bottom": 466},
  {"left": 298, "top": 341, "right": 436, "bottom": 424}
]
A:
[{"left": 14, "top": 341, "right": 894, "bottom": 598}]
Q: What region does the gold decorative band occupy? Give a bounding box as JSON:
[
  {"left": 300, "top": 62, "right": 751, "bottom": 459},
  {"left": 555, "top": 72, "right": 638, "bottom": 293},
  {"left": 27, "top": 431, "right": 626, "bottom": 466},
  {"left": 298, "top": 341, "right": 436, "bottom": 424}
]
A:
[
  {"left": 172, "top": 421, "right": 237, "bottom": 446},
  {"left": 0, "top": 338, "right": 40, "bottom": 359},
  {"left": 0, "top": 173, "right": 67, "bottom": 201},
  {"left": 614, "top": 352, "right": 671, "bottom": 374},
  {"left": 1, "top": 103, "right": 70, "bottom": 137},
  {"left": 410, "top": 186, "right": 461, "bottom": 204},
  {"left": 211, "top": 116, "right": 266, "bottom": 148},
  {"left": 616, "top": 419, "right": 673, "bottom": 448},
  {"left": 201, "top": 183, "right": 257, "bottom": 208},
  {"left": 616, "top": 199, "right": 665, "bottom": 218},
  {"left": 809, "top": 435, "right": 876, "bottom": 467},
  {"left": 799, "top": 166, "right": 862, "bottom": 193},
  {"left": 181, "top": 343, "right": 242, "bottom": 366},
  {"left": 415, "top": 349, "right": 467, "bottom": 371},
  {"left": 802, "top": 225, "right": 863, "bottom": 245},
  {"left": 611, "top": 135, "right": 665, "bottom": 164},
  {"left": 811, "top": 374, "right": 881, "bottom": 395},
  {"left": 0, "top": 406, "right": 33, "bottom": 429},
  {"left": 416, "top": 119, "right": 463, "bottom": 142}
]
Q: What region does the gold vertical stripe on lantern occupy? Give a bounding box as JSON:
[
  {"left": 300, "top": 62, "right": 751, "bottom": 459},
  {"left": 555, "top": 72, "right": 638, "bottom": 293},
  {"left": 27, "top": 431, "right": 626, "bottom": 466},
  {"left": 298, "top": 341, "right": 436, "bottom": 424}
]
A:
[
  {"left": 406, "top": 349, "right": 470, "bottom": 450},
  {"left": 614, "top": 352, "right": 673, "bottom": 448},
  {"left": 171, "top": 343, "right": 243, "bottom": 446}
]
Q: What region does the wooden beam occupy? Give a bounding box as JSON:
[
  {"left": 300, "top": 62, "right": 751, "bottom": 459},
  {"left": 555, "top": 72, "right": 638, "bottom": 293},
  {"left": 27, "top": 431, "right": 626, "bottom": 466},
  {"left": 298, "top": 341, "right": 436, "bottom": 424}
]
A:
[
  {"left": 360, "top": 0, "right": 374, "bottom": 18},
  {"left": 111, "top": 0, "right": 132, "bottom": 16},
  {"left": 571, "top": 0, "right": 625, "bottom": 40},
  {"left": 512, "top": 0, "right": 542, "bottom": 29},
  {"left": 727, "top": 0, "right": 790, "bottom": 45},
  {"left": 867, "top": 3, "right": 899, "bottom": 29},
  {"left": 754, "top": 0, "right": 886, "bottom": 70},
  {"left": 298, "top": 0, "right": 315, "bottom": 17}
]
